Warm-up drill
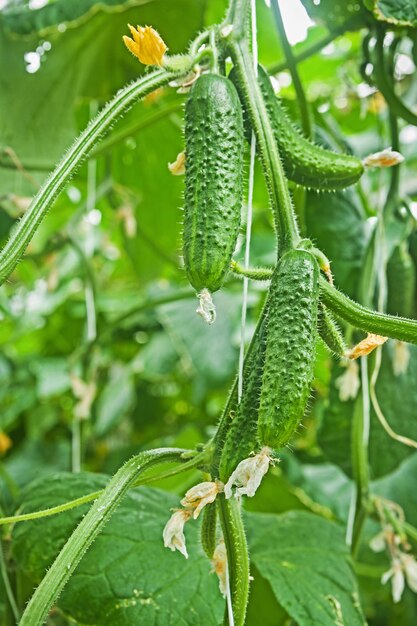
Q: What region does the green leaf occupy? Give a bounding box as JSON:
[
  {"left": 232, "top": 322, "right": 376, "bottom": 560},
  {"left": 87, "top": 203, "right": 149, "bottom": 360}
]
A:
[
  {"left": 306, "top": 189, "right": 367, "bottom": 299},
  {"left": 300, "top": 0, "right": 366, "bottom": 30},
  {"left": 247, "top": 510, "right": 366, "bottom": 626},
  {"left": 0, "top": 0, "right": 205, "bottom": 194},
  {"left": 318, "top": 343, "right": 417, "bottom": 478},
  {"left": 11, "top": 472, "right": 224, "bottom": 625},
  {"left": 364, "top": 0, "right": 417, "bottom": 26}
]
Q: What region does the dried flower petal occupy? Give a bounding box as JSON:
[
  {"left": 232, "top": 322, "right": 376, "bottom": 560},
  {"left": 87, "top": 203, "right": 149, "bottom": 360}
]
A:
[
  {"left": 123, "top": 24, "right": 167, "bottom": 66},
  {"left": 181, "top": 481, "right": 222, "bottom": 519},
  {"left": 163, "top": 509, "right": 192, "bottom": 558},
  {"left": 335, "top": 359, "right": 360, "bottom": 402},
  {"left": 196, "top": 288, "right": 216, "bottom": 324},
  {"left": 168, "top": 151, "right": 186, "bottom": 176},
  {"left": 400, "top": 553, "right": 417, "bottom": 593},
  {"left": 212, "top": 540, "right": 228, "bottom": 597},
  {"left": 363, "top": 147, "right": 404, "bottom": 168},
  {"left": 346, "top": 333, "right": 388, "bottom": 360},
  {"left": 224, "top": 447, "right": 273, "bottom": 499},
  {"left": 382, "top": 558, "right": 405, "bottom": 603},
  {"left": 370, "top": 531, "right": 386, "bottom": 553}
]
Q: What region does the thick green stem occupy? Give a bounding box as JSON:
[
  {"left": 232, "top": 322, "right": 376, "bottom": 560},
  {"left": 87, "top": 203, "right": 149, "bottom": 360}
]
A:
[
  {"left": 271, "top": 0, "right": 311, "bottom": 138},
  {"left": 217, "top": 495, "right": 250, "bottom": 626},
  {"left": 372, "top": 28, "right": 417, "bottom": 127},
  {"left": 18, "top": 448, "right": 190, "bottom": 626},
  {"left": 320, "top": 277, "right": 417, "bottom": 344}
]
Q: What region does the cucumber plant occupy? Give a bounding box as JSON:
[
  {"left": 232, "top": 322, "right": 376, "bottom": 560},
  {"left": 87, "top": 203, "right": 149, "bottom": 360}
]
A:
[{"left": 3, "top": 1, "right": 417, "bottom": 626}]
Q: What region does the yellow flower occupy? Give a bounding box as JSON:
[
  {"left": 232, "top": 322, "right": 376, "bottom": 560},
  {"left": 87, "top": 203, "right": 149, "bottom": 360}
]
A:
[
  {"left": 0, "top": 431, "right": 12, "bottom": 455},
  {"left": 363, "top": 147, "right": 404, "bottom": 168},
  {"left": 123, "top": 25, "right": 167, "bottom": 66},
  {"left": 168, "top": 151, "right": 186, "bottom": 176},
  {"left": 346, "top": 333, "right": 388, "bottom": 359}
]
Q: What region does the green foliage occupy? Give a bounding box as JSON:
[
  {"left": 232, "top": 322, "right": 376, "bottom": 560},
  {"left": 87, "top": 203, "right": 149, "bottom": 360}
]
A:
[
  {"left": 247, "top": 511, "right": 366, "bottom": 626},
  {"left": 11, "top": 473, "right": 224, "bottom": 625}
]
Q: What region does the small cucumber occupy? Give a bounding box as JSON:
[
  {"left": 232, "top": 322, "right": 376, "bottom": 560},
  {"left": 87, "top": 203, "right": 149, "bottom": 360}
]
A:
[
  {"left": 258, "top": 249, "right": 320, "bottom": 448},
  {"left": 387, "top": 242, "right": 415, "bottom": 319},
  {"left": 218, "top": 315, "right": 267, "bottom": 482},
  {"left": 230, "top": 65, "right": 364, "bottom": 190},
  {"left": 318, "top": 302, "right": 347, "bottom": 357},
  {"left": 183, "top": 73, "right": 244, "bottom": 294}
]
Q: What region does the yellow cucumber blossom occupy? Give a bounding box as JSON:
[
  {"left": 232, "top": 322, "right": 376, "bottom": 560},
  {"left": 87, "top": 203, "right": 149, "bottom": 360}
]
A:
[
  {"left": 0, "top": 431, "right": 12, "bottom": 455},
  {"left": 123, "top": 25, "right": 167, "bottom": 66},
  {"left": 162, "top": 509, "right": 193, "bottom": 559},
  {"left": 180, "top": 481, "right": 223, "bottom": 519},
  {"left": 363, "top": 147, "right": 404, "bottom": 168},
  {"left": 224, "top": 447, "right": 274, "bottom": 499},
  {"left": 346, "top": 333, "right": 387, "bottom": 360}
]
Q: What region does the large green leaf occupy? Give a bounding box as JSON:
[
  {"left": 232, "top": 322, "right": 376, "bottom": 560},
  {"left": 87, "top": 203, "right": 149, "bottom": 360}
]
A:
[
  {"left": 0, "top": 0, "right": 205, "bottom": 193},
  {"left": 364, "top": 0, "right": 417, "bottom": 26},
  {"left": 318, "top": 342, "right": 417, "bottom": 479},
  {"left": 11, "top": 473, "right": 223, "bottom": 625},
  {"left": 247, "top": 510, "right": 366, "bottom": 626}
]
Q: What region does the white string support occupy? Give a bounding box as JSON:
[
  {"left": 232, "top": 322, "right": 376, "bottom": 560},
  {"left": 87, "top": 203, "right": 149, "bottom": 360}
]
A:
[{"left": 238, "top": 0, "right": 258, "bottom": 403}]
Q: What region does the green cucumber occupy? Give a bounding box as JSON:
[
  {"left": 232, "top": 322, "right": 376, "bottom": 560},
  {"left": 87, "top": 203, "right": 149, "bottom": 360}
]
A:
[
  {"left": 258, "top": 249, "right": 320, "bottom": 448},
  {"left": 218, "top": 315, "right": 267, "bottom": 482},
  {"left": 183, "top": 73, "right": 244, "bottom": 294},
  {"left": 318, "top": 302, "right": 347, "bottom": 357},
  {"left": 387, "top": 242, "right": 416, "bottom": 319},
  {"left": 230, "top": 65, "right": 364, "bottom": 190}
]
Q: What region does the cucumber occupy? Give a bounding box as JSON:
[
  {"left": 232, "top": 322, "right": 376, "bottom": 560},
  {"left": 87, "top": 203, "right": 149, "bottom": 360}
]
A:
[
  {"left": 218, "top": 314, "right": 267, "bottom": 482},
  {"left": 230, "top": 65, "right": 364, "bottom": 190},
  {"left": 387, "top": 242, "right": 415, "bottom": 319},
  {"left": 318, "top": 302, "right": 347, "bottom": 357},
  {"left": 258, "top": 249, "right": 320, "bottom": 448},
  {"left": 183, "top": 73, "right": 244, "bottom": 294}
]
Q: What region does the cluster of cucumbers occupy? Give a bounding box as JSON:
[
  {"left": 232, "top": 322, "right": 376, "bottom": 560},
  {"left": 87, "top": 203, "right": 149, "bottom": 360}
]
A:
[{"left": 181, "top": 64, "right": 365, "bottom": 478}]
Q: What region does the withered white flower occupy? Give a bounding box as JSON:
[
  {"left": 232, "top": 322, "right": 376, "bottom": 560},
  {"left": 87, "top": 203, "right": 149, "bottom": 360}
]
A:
[
  {"left": 224, "top": 447, "right": 273, "bottom": 499},
  {"left": 180, "top": 481, "right": 223, "bottom": 519},
  {"left": 400, "top": 553, "right": 417, "bottom": 593},
  {"left": 162, "top": 509, "right": 192, "bottom": 559},
  {"left": 196, "top": 288, "right": 216, "bottom": 324},
  {"left": 363, "top": 147, "right": 404, "bottom": 168},
  {"left": 211, "top": 540, "right": 228, "bottom": 597},
  {"left": 168, "top": 151, "right": 186, "bottom": 176},
  {"left": 335, "top": 359, "right": 360, "bottom": 402},
  {"left": 382, "top": 558, "right": 405, "bottom": 603}
]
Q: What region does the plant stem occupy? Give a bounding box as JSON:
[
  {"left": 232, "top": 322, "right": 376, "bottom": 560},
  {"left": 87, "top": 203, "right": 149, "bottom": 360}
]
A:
[
  {"left": 0, "top": 539, "right": 20, "bottom": 623},
  {"left": 271, "top": 0, "right": 311, "bottom": 138},
  {"left": 267, "top": 19, "right": 358, "bottom": 75},
  {"left": 372, "top": 27, "right": 417, "bottom": 127},
  {"left": 18, "top": 448, "right": 191, "bottom": 626},
  {"left": 228, "top": 38, "right": 299, "bottom": 252},
  {"left": 320, "top": 277, "right": 417, "bottom": 344},
  {"left": 0, "top": 450, "right": 205, "bottom": 527},
  {"left": 351, "top": 359, "right": 371, "bottom": 557},
  {"left": 217, "top": 495, "right": 249, "bottom": 626}
]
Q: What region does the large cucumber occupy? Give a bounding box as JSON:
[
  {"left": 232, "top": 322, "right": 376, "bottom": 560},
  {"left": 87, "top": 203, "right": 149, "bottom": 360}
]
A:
[
  {"left": 258, "top": 249, "right": 320, "bottom": 448},
  {"left": 230, "top": 64, "right": 364, "bottom": 190},
  {"left": 183, "top": 74, "right": 244, "bottom": 294}
]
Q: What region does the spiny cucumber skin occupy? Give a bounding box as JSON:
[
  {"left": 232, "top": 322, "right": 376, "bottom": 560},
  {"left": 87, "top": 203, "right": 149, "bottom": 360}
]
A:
[
  {"left": 387, "top": 242, "right": 416, "bottom": 319},
  {"left": 258, "top": 250, "right": 320, "bottom": 449},
  {"left": 230, "top": 65, "right": 364, "bottom": 191},
  {"left": 218, "top": 317, "right": 267, "bottom": 482},
  {"left": 183, "top": 74, "right": 244, "bottom": 293},
  {"left": 318, "top": 302, "right": 347, "bottom": 357}
]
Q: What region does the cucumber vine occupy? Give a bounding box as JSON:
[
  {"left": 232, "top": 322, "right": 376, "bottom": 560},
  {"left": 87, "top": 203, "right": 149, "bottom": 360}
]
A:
[{"left": 3, "top": 1, "right": 417, "bottom": 625}]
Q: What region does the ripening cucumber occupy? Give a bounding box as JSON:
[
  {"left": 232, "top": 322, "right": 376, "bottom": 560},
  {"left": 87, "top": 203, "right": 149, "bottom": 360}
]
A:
[
  {"left": 258, "top": 249, "right": 319, "bottom": 449},
  {"left": 230, "top": 65, "right": 364, "bottom": 190},
  {"left": 183, "top": 74, "right": 244, "bottom": 294},
  {"left": 387, "top": 242, "right": 416, "bottom": 318},
  {"left": 218, "top": 315, "right": 267, "bottom": 481}
]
